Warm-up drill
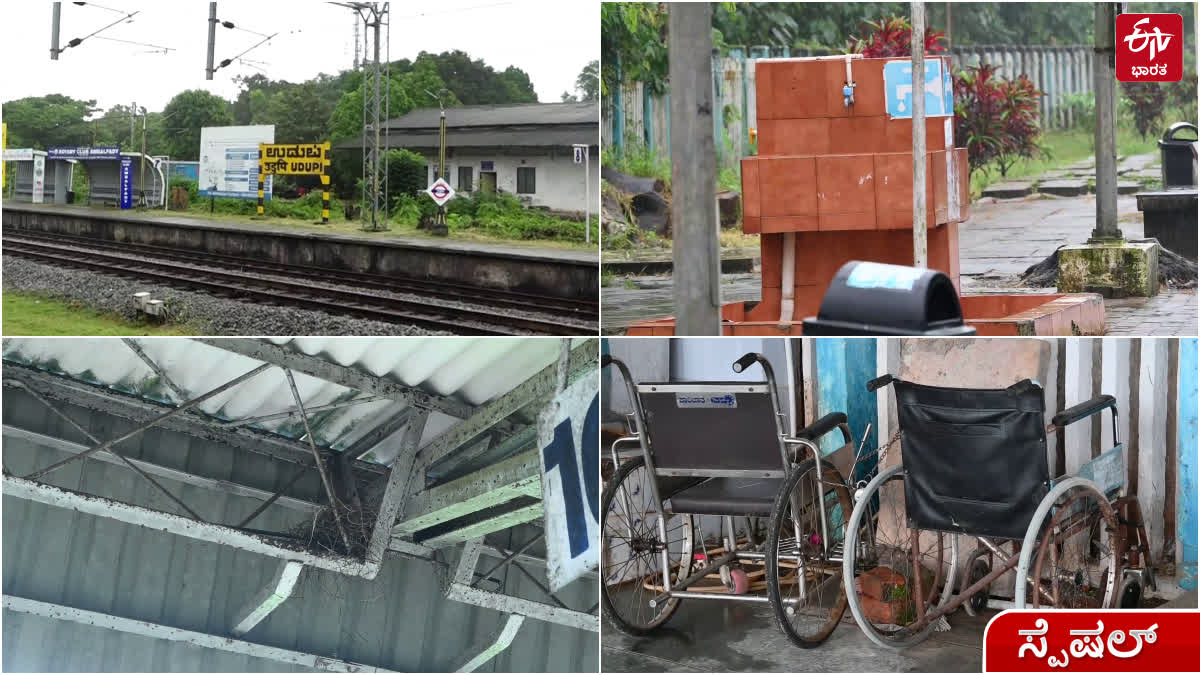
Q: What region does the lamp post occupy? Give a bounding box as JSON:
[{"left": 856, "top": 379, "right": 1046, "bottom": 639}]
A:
[
  {"left": 138, "top": 105, "right": 147, "bottom": 207},
  {"left": 424, "top": 87, "right": 450, "bottom": 236}
]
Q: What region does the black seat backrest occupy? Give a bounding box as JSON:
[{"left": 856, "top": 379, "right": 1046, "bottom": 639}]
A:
[
  {"left": 637, "top": 381, "right": 785, "bottom": 477},
  {"left": 894, "top": 379, "right": 1049, "bottom": 540}
]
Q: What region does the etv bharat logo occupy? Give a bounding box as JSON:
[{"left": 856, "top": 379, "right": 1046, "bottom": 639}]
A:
[
  {"left": 1116, "top": 13, "right": 1183, "bottom": 82},
  {"left": 1124, "top": 17, "right": 1174, "bottom": 60}
]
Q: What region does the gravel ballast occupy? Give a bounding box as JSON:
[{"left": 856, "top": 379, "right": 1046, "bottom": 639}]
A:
[{"left": 3, "top": 256, "right": 452, "bottom": 336}]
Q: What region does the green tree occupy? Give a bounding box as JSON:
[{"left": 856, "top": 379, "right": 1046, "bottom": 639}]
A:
[
  {"left": 601, "top": 3, "right": 669, "bottom": 95},
  {"left": 574, "top": 60, "right": 599, "bottom": 102},
  {"left": 160, "top": 89, "right": 234, "bottom": 160},
  {"left": 398, "top": 55, "right": 460, "bottom": 108},
  {"left": 328, "top": 76, "right": 416, "bottom": 143},
  {"left": 414, "top": 49, "right": 536, "bottom": 104},
  {"left": 91, "top": 103, "right": 139, "bottom": 146},
  {"left": 248, "top": 89, "right": 272, "bottom": 124},
  {"left": 1, "top": 94, "right": 98, "bottom": 149},
  {"left": 266, "top": 82, "right": 336, "bottom": 142},
  {"left": 499, "top": 66, "right": 538, "bottom": 103}
]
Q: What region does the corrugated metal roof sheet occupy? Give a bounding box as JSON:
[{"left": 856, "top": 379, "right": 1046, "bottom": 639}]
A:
[
  {"left": 1, "top": 340, "right": 598, "bottom": 672},
  {"left": 382, "top": 102, "right": 597, "bottom": 130},
  {"left": 2, "top": 337, "right": 587, "bottom": 466}
]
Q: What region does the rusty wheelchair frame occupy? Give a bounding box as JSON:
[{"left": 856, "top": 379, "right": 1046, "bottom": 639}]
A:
[
  {"left": 600, "top": 352, "right": 1157, "bottom": 651},
  {"left": 842, "top": 373, "right": 1155, "bottom": 649}
]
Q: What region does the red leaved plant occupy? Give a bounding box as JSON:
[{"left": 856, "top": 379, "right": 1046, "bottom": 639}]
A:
[
  {"left": 847, "top": 16, "right": 947, "bottom": 57},
  {"left": 953, "top": 64, "right": 1045, "bottom": 177},
  {"left": 1120, "top": 81, "right": 1169, "bottom": 140}
]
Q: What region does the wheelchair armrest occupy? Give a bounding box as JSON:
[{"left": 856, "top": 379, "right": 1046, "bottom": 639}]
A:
[
  {"left": 1051, "top": 395, "right": 1117, "bottom": 428},
  {"left": 797, "top": 412, "right": 848, "bottom": 441}
]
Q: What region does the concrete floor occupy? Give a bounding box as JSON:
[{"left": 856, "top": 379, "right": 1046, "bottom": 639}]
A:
[
  {"left": 602, "top": 578, "right": 1196, "bottom": 672},
  {"left": 602, "top": 599, "right": 992, "bottom": 672}
]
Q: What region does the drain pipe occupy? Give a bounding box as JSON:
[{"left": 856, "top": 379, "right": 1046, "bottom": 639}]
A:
[{"left": 778, "top": 232, "right": 796, "bottom": 327}]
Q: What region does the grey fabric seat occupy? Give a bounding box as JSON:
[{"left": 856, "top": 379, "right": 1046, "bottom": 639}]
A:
[{"left": 668, "top": 477, "right": 782, "bottom": 516}]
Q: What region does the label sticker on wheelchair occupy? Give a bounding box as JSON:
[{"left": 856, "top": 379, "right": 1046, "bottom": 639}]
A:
[
  {"left": 845, "top": 262, "right": 923, "bottom": 291},
  {"left": 675, "top": 393, "right": 738, "bottom": 408}
]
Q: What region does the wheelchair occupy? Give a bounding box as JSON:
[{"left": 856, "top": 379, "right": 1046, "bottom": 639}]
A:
[
  {"left": 842, "top": 374, "right": 1156, "bottom": 650},
  {"left": 601, "top": 352, "right": 863, "bottom": 648}
]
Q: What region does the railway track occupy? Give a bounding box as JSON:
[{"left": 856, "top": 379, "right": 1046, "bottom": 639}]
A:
[{"left": 3, "top": 230, "right": 598, "bottom": 336}]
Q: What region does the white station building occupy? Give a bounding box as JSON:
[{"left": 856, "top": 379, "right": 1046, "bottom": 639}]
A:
[{"left": 341, "top": 102, "right": 599, "bottom": 214}]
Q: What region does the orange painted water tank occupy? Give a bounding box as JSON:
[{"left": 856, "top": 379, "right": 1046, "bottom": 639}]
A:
[{"left": 741, "top": 55, "right": 970, "bottom": 319}]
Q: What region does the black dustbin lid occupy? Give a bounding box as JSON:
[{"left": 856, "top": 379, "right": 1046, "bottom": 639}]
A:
[
  {"left": 802, "top": 261, "right": 976, "bottom": 336},
  {"left": 1159, "top": 122, "right": 1198, "bottom": 147}
]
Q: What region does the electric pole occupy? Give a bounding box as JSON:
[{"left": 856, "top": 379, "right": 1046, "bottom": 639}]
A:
[
  {"left": 51, "top": 3, "right": 61, "bottom": 60},
  {"left": 911, "top": 1, "right": 927, "bottom": 268},
  {"left": 1092, "top": 2, "right": 1121, "bottom": 241},
  {"left": 668, "top": 2, "right": 720, "bottom": 335},
  {"left": 139, "top": 106, "right": 147, "bottom": 207},
  {"left": 205, "top": 2, "right": 217, "bottom": 80}
]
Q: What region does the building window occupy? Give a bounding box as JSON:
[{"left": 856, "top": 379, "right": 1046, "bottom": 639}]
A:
[
  {"left": 517, "top": 166, "right": 536, "bottom": 194},
  {"left": 458, "top": 166, "right": 473, "bottom": 192}
]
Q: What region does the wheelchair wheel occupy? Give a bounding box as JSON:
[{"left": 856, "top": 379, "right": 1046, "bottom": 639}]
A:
[
  {"left": 843, "top": 464, "right": 957, "bottom": 650},
  {"left": 601, "top": 456, "right": 695, "bottom": 636},
  {"left": 966, "top": 558, "right": 991, "bottom": 613},
  {"left": 1016, "top": 478, "right": 1121, "bottom": 610},
  {"left": 766, "top": 459, "right": 852, "bottom": 648}
]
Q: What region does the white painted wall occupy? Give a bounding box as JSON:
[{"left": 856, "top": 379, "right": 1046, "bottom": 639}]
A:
[{"left": 425, "top": 150, "right": 599, "bottom": 213}]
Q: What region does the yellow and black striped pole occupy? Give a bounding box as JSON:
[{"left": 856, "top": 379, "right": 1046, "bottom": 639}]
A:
[
  {"left": 320, "top": 141, "right": 330, "bottom": 224},
  {"left": 256, "top": 143, "right": 265, "bottom": 216}
]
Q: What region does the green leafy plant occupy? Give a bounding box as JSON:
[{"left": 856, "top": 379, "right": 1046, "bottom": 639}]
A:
[
  {"left": 168, "top": 176, "right": 198, "bottom": 203},
  {"left": 1166, "top": 70, "right": 1198, "bottom": 117},
  {"left": 1120, "top": 81, "right": 1168, "bottom": 139},
  {"left": 393, "top": 191, "right": 597, "bottom": 242},
  {"left": 953, "top": 63, "right": 1045, "bottom": 177},
  {"left": 1062, "top": 92, "right": 1097, "bottom": 134}
]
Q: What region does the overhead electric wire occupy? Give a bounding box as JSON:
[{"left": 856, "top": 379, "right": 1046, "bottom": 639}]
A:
[
  {"left": 70, "top": 1, "right": 126, "bottom": 14},
  {"left": 215, "top": 31, "right": 279, "bottom": 71},
  {"left": 392, "top": 1, "right": 512, "bottom": 19},
  {"left": 218, "top": 19, "right": 272, "bottom": 39},
  {"left": 61, "top": 9, "right": 140, "bottom": 52},
  {"left": 93, "top": 35, "right": 175, "bottom": 53}
]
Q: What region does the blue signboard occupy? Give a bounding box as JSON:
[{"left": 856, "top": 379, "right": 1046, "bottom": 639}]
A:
[
  {"left": 47, "top": 145, "right": 121, "bottom": 160},
  {"left": 168, "top": 162, "right": 199, "bottom": 181},
  {"left": 119, "top": 157, "right": 133, "bottom": 209},
  {"left": 883, "top": 59, "right": 954, "bottom": 118}
]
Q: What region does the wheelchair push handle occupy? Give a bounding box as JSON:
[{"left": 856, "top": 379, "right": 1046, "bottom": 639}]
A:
[
  {"left": 732, "top": 352, "right": 762, "bottom": 373},
  {"left": 796, "top": 412, "right": 849, "bottom": 441},
  {"left": 866, "top": 374, "right": 896, "bottom": 392}
]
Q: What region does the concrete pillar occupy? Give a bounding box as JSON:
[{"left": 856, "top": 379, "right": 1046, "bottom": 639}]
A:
[
  {"left": 668, "top": 2, "right": 720, "bottom": 334},
  {"left": 1093, "top": 3, "right": 1120, "bottom": 240}
]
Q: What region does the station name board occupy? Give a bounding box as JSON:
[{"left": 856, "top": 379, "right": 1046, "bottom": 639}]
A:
[
  {"left": 47, "top": 145, "right": 121, "bottom": 160},
  {"left": 260, "top": 143, "right": 330, "bottom": 175}
]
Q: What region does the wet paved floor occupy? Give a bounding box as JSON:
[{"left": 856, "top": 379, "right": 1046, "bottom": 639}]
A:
[
  {"left": 601, "top": 193, "right": 1196, "bottom": 336},
  {"left": 602, "top": 600, "right": 990, "bottom": 672}
]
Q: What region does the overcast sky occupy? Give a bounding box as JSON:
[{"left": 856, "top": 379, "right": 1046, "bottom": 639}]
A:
[{"left": 1, "top": 0, "right": 598, "bottom": 113}]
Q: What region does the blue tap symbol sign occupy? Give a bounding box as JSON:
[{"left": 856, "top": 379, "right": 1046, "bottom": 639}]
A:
[{"left": 884, "top": 59, "right": 954, "bottom": 119}]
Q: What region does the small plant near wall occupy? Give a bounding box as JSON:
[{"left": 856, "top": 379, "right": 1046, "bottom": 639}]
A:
[
  {"left": 953, "top": 63, "right": 1045, "bottom": 178},
  {"left": 1120, "top": 81, "right": 1169, "bottom": 140},
  {"left": 846, "top": 16, "right": 946, "bottom": 57}
]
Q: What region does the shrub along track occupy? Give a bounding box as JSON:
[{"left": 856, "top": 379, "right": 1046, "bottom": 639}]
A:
[{"left": 3, "top": 229, "right": 597, "bottom": 336}]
